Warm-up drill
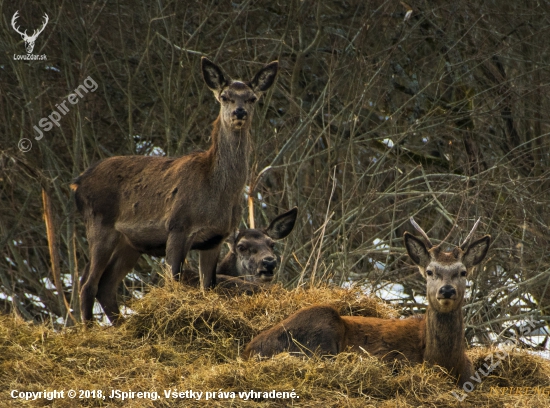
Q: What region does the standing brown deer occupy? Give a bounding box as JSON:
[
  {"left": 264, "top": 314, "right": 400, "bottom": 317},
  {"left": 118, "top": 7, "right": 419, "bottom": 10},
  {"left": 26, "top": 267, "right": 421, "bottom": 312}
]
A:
[
  {"left": 181, "top": 207, "right": 297, "bottom": 294},
  {"left": 72, "top": 57, "right": 278, "bottom": 324},
  {"left": 243, "top": 218, "right": 491, "bottom": 387}
]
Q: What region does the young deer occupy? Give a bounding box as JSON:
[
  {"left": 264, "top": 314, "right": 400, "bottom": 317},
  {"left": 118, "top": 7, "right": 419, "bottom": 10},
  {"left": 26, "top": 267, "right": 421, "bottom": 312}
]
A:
[
  {"left": 243, "top": 218, "right": 491, "bottom": 386},
  {"left": 72, "top": 58, "right": 278, "bottom": 324},
  {"left": 181, "top": 207, "right": 297, "bottom": 294}
]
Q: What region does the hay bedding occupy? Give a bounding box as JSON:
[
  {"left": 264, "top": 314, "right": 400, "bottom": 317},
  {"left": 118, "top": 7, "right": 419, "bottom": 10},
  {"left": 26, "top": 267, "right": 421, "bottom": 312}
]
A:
[{"left": 1, "top": 283, "right": 549, "bottom": 407}]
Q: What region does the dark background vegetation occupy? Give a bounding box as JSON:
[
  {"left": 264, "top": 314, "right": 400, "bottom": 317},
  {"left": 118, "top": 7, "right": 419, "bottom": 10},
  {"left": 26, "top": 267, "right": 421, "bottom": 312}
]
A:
[{"left": 0, "top": 0, "right": 549, "bottom": 348}]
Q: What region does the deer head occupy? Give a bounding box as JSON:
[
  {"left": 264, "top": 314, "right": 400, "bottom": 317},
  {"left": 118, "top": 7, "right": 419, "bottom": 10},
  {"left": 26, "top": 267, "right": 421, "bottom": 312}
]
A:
[
  {"left": 11, "top": 11, "right": 49, "bottom": 54},
  {"left": 201, "top": 58, "right": 278, "bottom": 131},
  {"left": 227, "top": 207, "right": 297, "bottom": 282},
  {"left": 404, "top": 217, "right": 491, "bottom": 313}
]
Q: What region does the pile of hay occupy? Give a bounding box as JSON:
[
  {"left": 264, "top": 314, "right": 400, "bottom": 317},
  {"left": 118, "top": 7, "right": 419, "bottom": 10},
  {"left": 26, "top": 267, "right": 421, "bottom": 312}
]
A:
[{"left": 1, "top": 283, "right": 549, "bottom": 407}]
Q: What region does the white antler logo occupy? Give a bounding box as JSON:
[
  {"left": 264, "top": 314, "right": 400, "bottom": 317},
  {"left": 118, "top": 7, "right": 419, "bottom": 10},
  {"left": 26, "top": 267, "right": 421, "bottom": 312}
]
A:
[{"left": 11, "top": 11, "right": 49, "bottom": 54}]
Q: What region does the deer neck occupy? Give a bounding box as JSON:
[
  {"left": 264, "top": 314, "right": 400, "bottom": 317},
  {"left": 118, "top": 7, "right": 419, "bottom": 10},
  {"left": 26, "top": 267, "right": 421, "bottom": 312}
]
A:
[
  {"left": 217, "top": 251, "right": 240, "bottom": 277},
  {"left": 207, "top": 116, "right": 250, "bottom": 193},
  {"left": 424, "top": 305, "right": 466, "bottom": 371}
]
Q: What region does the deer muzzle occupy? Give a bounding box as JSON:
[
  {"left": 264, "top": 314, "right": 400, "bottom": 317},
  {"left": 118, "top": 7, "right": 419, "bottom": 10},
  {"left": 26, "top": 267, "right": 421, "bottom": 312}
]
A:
[
  {"left": 231, "top": 108, "right": 248, "bottom": 129},
  {"left": 257, "top": 257, "right": 276, "bottom": 282},
  {"left": 436, "top": 285, "right": 458, "bottom": 307},
  {"left": 234, "top": 107, "right": 247, "bottom": 120}
]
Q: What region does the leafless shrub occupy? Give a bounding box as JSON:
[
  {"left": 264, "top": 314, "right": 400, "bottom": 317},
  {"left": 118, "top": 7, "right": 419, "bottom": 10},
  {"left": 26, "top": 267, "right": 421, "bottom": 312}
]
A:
[{"left": 0, "top": 1, "right": 548, "bottom": 350}]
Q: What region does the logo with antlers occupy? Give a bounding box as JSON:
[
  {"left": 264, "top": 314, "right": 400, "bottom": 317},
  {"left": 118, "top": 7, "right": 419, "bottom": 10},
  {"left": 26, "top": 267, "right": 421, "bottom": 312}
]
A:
[{"left": 11, "top": 11, "right": 49, "bottom": 54}]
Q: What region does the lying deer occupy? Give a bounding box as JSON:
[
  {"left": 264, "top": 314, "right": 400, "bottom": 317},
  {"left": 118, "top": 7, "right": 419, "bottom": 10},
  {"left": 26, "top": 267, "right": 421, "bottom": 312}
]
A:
[
  {"left": 72, "top": 58, "right": 278, "bottom": 324},
  {"left": 181, "top": 207, "right": 297, "bottom": 294},
  {"left": 243, "top": 218, "right": 491, "bottom": 386}
]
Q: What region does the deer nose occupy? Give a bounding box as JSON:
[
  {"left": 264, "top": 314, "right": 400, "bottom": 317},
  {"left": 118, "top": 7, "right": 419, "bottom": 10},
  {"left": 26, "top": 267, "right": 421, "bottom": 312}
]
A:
[
  {"left": 234, "top": 107, "right": 247, "bottom": 120},
  {"left": 439, "top": 285, "right": 456, "bottom": 299},
  {"left": 261, "top": 257, "right": 277, "bottom": 272}
]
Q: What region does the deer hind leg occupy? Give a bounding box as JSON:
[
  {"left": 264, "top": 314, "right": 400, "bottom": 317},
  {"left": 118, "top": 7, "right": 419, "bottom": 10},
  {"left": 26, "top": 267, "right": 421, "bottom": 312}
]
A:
[
  {"left": 80, "top": 228, "right": 120, "bottom": 323},
  {"left": 244, "top": 306, "right": 345, "bottom": 359},
  {"left": 199, "top": 244, "right": 222, "bottom": 290},
  {"left": 96, "top": 240, "right": 140, "bottom": 325}
]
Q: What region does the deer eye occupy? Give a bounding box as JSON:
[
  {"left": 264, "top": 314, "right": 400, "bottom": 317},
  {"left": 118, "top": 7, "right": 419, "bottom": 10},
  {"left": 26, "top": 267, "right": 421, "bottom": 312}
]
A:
[
  {"left": 236, "top": 244, "right": 247, "bottom": 252},
  {"left": 247, "top": 97, "right": 257, "bottom": 104},
  {"left": 426, "top": 270, "right": 433, "bottom": 276},
  {"left": 269, "top": 242, "right": 275, "bottom": 249},
  {"left": 460, "top": 270, "right": 467, "bottom": 277},
  {"left": 220, "top": 95, "right": 229, "bottom": 102}
]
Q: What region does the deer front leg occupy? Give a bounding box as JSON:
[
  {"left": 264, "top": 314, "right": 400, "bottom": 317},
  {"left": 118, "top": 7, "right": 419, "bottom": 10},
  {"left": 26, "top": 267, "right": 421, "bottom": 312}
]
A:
[
  {"left": 199, "top": 244, "right": 221, "bottom": 290},
  {"left": 166, "top": 232, "right": 192, "bottom": 280},
  {"left": 457, "top": 357, "right": 474, "bottom": 387}
]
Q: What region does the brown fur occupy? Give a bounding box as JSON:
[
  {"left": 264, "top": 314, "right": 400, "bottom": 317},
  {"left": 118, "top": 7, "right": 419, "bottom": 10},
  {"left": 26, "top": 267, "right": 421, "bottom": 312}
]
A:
[
  {"left": 242, "top": 306, "right": 425, "bottom": 362},
  {"left": 243, "top": 221, "right": 491, "bottom": 387},
  {"left": 181, "top": 208, "right": 298, "bottom": 295},
  {"left": 72, "top": 58, "right": 278, "bottom": 324}
]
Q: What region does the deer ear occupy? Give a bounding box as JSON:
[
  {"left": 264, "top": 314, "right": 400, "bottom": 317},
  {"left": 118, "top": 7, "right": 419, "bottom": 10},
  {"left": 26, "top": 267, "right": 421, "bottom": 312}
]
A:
[
  {"left": 249, "top": 61, "right": 278, "bottom": 92},
  {"left": 462, "top": 235, "right": 491, "bottom": 268},
  {"left": 201, "top": 57, "right": 229, "bottom": 92},
  {"left": 404, "top": 232, "right": 431, "bottom": 267},
  {"left": 265, "top": 207, "right": 297, "bottom": 240}
]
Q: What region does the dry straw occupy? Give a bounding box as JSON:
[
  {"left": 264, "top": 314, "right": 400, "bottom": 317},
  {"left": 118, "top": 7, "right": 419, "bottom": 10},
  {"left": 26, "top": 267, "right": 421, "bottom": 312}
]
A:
[{"left": 1, "top": 283, "right": 549, "bottom": 407}]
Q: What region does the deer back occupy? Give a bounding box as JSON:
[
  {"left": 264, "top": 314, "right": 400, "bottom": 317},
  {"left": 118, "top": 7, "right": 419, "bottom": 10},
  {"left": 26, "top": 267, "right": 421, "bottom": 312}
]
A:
[
  {"left": 244, "top": 305, "right": 426, "bottom": 362},
  {"left": 340, "top": 315, "right": 426, "bottom": 363}
]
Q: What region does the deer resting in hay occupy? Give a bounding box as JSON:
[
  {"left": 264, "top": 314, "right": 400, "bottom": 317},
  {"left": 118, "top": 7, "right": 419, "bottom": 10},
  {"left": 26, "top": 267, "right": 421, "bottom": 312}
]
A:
[
  {"left": 243, "top": 218, "right": 491, "bottom": 386},
  {"left": 181, "top": 207, "right": 297, "bottom": 294},
  {"left": 72, "top": 58, "right": 278, "bottom": 324}
]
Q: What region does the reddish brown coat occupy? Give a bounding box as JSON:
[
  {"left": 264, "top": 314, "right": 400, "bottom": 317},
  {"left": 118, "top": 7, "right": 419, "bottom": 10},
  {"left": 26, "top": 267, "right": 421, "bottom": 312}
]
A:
[
  {"left": 244, "top": 219, "right": 491, "bottom": 387},
  {"left": 73, "top": 58, "right": 278, "bottom": 324},
  {"left": 242, "top": 305, "right": 426, "bottom": 363}
]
